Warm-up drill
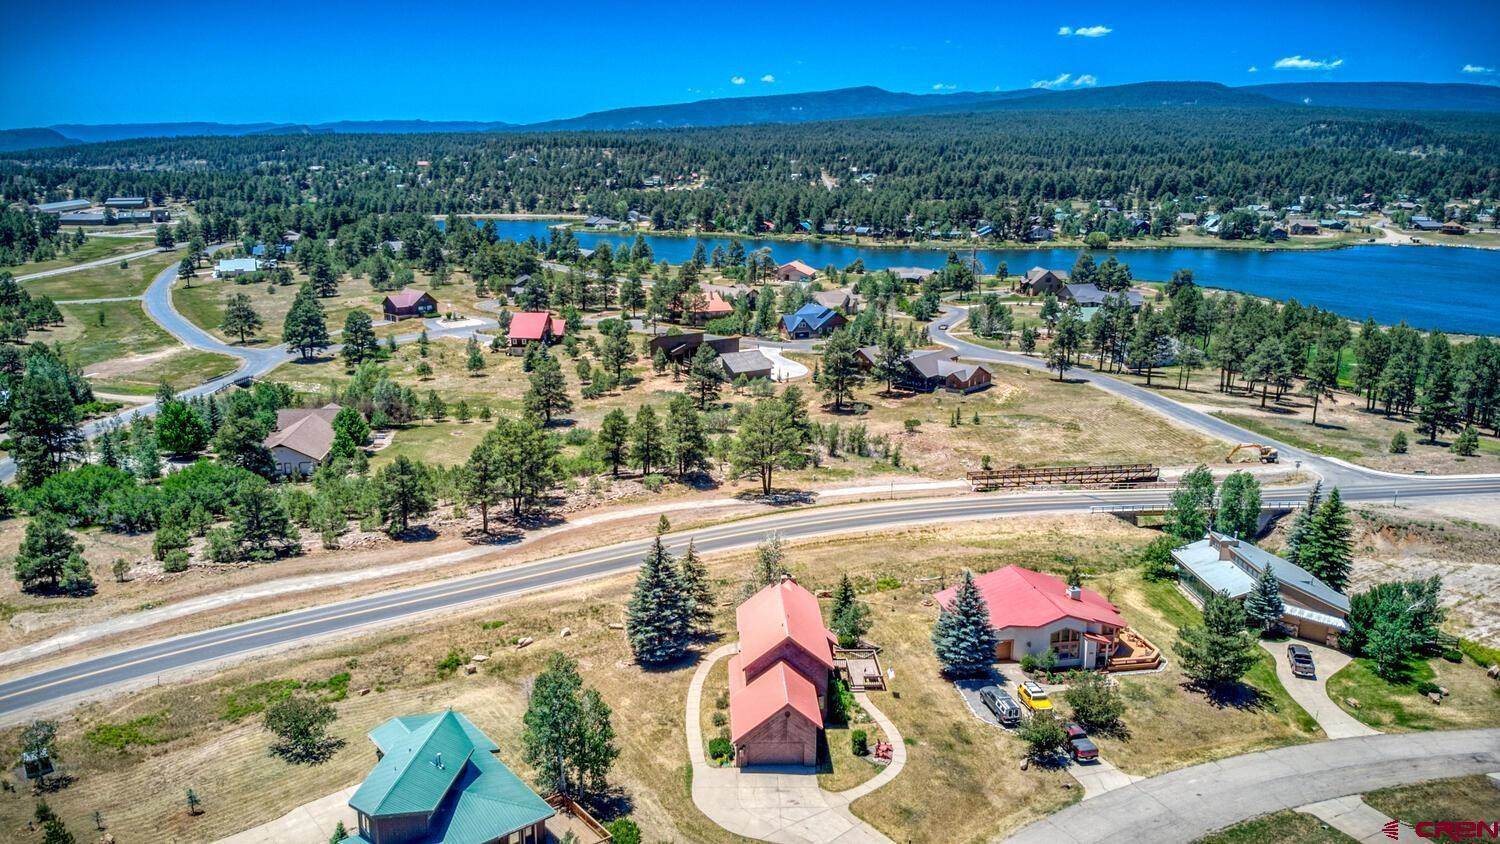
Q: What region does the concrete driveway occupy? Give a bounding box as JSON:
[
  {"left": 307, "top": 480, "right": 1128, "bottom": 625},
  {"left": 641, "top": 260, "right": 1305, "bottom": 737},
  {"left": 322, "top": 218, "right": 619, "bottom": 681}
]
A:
[
  {"left": 686, "top": 644, "right": 905, "bottom": 843},
  {"left": 1002, "top": 728, "right": 1500, "bottom": 844},
  {"left": 1260, "top": 639, "right": 1378, "bottom": 739},
  {"left": 214, "top": 785, "right": 356, "bottom": 844}
]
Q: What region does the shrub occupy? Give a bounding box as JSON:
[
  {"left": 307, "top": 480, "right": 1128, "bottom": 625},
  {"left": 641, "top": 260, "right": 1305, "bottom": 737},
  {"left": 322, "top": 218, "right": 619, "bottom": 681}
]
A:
[
  {"left": 1016, "top": 711, "right": 1068, "bottom": 761},
  {"left": 1414, "top": 680, "right": 1440, "bottom": 697},
  {"left": 1459, "top": 638, "right": 1500, "bottom": 668},
  {"left": 711, "top": 711, "right": 726, "bottom": 727},
  {"left": 435, "top": 649, "right": 464, "bottom": 676},
  {"left": 707, "top": 736, "right": 734, "bottom": 763},
  {"left": 827, "top": 678, "right": 856, "bottom": 725},
  {"left": 1061, "top": 670, "right": 1125, "bottom": 735},
  {"left": 264, "top": 694, "right": 343, "bottom": 764},
  {"left": 162, "top": 549, "right": 190, "bottom": 573},
  {"left": 642, "top": 474, "right": 667, "bottom": 492},
  {"left": 1441, "top": 648, "right": 1463, "bottom": 663},
  {"left": 605, "top": 819, "right": 641, "bottom": 844},
  {"left": 1139, "top": 535, "right": 1180, "bottom": 582},
  {"left": 1389, "top": 432, "right": 1408, "bottom": 454},
  {"left": 850, "top": 729, "right": 869, "bottom": 757},
  {"left": 153, "top": 525, "right": 190, "bottom": 561}
]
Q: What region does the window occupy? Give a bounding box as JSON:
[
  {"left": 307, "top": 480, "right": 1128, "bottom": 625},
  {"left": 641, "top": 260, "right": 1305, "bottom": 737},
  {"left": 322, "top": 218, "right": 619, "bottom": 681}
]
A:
[{"left": 1050, "top": 628, "right": 1081, "bottom": 660}]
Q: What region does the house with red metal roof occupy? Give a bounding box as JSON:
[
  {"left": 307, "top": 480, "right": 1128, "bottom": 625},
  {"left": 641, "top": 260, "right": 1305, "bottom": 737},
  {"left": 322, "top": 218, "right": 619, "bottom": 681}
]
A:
[
  {"left": 686, "top": 291, "right": 735, "bottom": 324},
  {"left": 934, "top": 565, "right": 1130, "bottom": 669},
  {"left": 381, "top": 290, "right": 438, "bottom": 321},
  {"left": 506, "top": 311, "right": 566, "bottom": 354},
  {"left": 728, "top": 577, "right": 836, "bottom": 767}
]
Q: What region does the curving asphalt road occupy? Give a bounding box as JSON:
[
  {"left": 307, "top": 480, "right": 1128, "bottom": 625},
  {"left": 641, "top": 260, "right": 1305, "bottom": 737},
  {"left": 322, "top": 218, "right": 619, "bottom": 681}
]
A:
[{"left": 2, "top": 475, "right": 1498, "bottom": 721}]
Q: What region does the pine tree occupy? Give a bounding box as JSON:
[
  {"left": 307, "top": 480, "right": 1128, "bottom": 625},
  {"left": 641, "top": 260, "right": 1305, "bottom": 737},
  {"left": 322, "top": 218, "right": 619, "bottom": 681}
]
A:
[
  {"left": 1284, "top": 481, "right": 1322, "bottom": 563},
  {"left": 830, "top": 573, "right": 871, "bottom": 647},
  {"left": 1173, "top": 593, "right": 1258, "bottom": 692},
  {"left": 375, "top": 455, "right": 433, "bottom": 535},
  {"left": 1243, "top": 566, "right": 1284, "bottom": 634},
  {"left": 13, "top": 512, "right": 94, "bottom": 595},
  {"left": 221, "top": 292, "right": 263, "bottom": 343},
  {"left": 817, "top": 327, "right": 865, "bottom": 409},
  {"left": 931, "top": 570, "right": 999, "bottom": 677},
  {"left": 1298, "top": 488, "right": 1352, "bottom": 591},
  {"left": 872, "top": 330, "right": 909, "bottom": 394},
  {"left": 630, "top": 404, "right": 664, "bottom": 476},
  {"left": 523, "top": 356, "right": 571, "bottom": 424},
  {"left": 1417, "top": 332, "right": 1459, "bottom": 444},
  {"left": 597, "top": 408, "right": 630, "bottom": 476},
  {"left": 340, "top": 310, "right": 378, "bottom": 366},
  {"left": 743, "top": 534, "right": 790, "bottom": 598},
  {"left": 626, "top": 534, "right": 690, "bottom": 664},
  {"left": 283, "top": 284, "right": 330, "bottom": 359},
  {"left": 684, "top": 343, "right": 725, "bottom": 409},
  {"left": 664, "top": 394, "right": 708, "bottom": 477},
  {"left": 678, "top": 539, "right": 714, "bottom": 635}
]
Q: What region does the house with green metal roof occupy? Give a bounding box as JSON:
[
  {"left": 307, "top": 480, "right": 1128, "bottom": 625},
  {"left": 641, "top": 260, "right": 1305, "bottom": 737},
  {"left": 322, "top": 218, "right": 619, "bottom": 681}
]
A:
[
  {"left": 1172, "top": 531, "right": 1350, "bottom": 646},
  {"left": 347, "top": 710, "right": 557, "bottom": 844}
]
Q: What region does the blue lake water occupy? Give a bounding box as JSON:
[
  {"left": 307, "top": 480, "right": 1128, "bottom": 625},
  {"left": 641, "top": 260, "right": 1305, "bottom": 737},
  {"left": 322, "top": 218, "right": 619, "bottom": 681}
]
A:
[{"left": 461, "top": 219, "right": 1500, "bottom": 336}]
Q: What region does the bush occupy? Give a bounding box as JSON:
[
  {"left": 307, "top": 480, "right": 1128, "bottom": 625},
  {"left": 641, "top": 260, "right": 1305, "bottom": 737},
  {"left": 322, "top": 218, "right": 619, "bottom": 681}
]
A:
[
  {"left": 153, "top": 524, "right": 189, "bottom": 561},
  {"left": 827, "top": 678, "right": 856, "bottom": 725},
  {"left": 707, "top": 736, "right": 734, "bottom": 763},
  {"left": 1061, "top": 670, "right": 1125, "bottom": 735},
  {"left": 1414, "top": 680, "right": 1440, "bottom": 697},
  {"left": 850, "top": 729, "right": 869, "bottom": 757},
  {"left": 1016, "top": 712, "right": 1068, "bottom": 761},
  {"left": 711, "top": 711, "right": 726, "bottom": 727},
  {"left": 642, "top": 474, "right": 667, "bottom": 492},
  {"left": 1441, "top": 648, "right": 1463, "bottom": 663},
  {"left": 605, "top": 818, "right": 641, "bottom": 844},
  {"left": 1020, "top": 649, "right": 1059, "bottom": 676},
  {"left": 162, "top": 549, "right": 190, "bottom": 573},
  {"left": 435, "top": 649, "right": 464, "bottom": 676},
  {"left": 1389, "top": 431, "right": 1408, "bottom": 454},
  {"left": 1140, "top": 535, "right": 1180, "bottom": 582},
  {"left": 1459, "top": 638, "right": 1500, "bottom": 668}
]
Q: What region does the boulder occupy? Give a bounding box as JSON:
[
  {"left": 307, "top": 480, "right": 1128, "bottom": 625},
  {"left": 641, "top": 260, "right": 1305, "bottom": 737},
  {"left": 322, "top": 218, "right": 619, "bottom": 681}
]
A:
[
  {"left": 1487, "top": 664, "right": 1500, "bottom": 680},
  {"left": 1345, "top": 697, "right": 1361, "bottom": 709},
  {"left": 1438, "top": 686, "right": 1450, "bottom": 696},
  {"left": 1427, "top": 691, "right": 1443, "bottom": 705},
  {"left": 464, "top": 664, "right": 477, "bottom": 675},
  {"left": 358, "top": 688, "right": 371, "bottom": 696},
  {"left": 608, "top": 622, "right": 625, "bottom": 630},
  {"left": 471, "top": 654, "right": 488, "bottom": 663},
  {"left": 560, "top": 627, "right": 573, "bottom": 637},
  {"left": 516, "top": 637, "right": 534, "bottom": 649}
]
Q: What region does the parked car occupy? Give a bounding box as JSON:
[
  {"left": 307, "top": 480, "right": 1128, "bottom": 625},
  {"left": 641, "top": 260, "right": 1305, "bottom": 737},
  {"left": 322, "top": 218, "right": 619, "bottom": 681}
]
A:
[
  {"left": 1017, "top": 680, "right": 1053, "bottom": 713},
  {"left": 937, "top": 323, "right": 949, "bottom": 330},
  {"left": 978, "top": 685, "right": 1022, "bottom": 726},
  {"left": 1287, "top": 643, "right": 1316, "bottom": 679},
  {"left": 1065, "top": 722, "right": 1098, "bottom": 762}
]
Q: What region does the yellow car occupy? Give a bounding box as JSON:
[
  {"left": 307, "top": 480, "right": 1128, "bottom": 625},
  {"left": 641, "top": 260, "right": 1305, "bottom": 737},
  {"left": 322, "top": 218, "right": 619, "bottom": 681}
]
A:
[{"left": 1018, "top": 680, "right": 1053, "bottom": 713}]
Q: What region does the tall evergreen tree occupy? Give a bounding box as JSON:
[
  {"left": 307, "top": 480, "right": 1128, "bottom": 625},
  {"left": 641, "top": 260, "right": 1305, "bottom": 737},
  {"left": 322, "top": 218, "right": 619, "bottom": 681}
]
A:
[
  {"left": 221, "top": 292, "right": 264, "bottom": 343},
  {"left": 596, "top": 408, "right": 630, "bottom": 476},
  {"left": 1416, "top": 332, "right": 1458, "bottom": 443},
  {"left": 522, "top": 356, "right": 571, "bottom": 424},
  {"left": 374, "top": 455, "right": 432, "bottom": 534},
  {"left": 664, "top": 394, "right": 708, "bottom": 477},
  {"left": 626, "top": 533, "right": 691, "bottom": 664},
  {"left": 678, "top": 539, "right": 714, "bottom": 636},
  {"left": 1173, "top": 593, "right": 1258, "bottom": 692},
  {"left": 830, "top": 572, "right": 871, "bottom": 647},
  {"left": 1284, "top": 481, "right": 1322, "bottom": 564},
  {"left": 872, "top": 330, "right": 909, "bottom": 394},
  {"left": 340, "top": 310, "right": 378, "bottom": 366},
  {"left": 1243, "top": 566, "right": 1284, "bottom": 634},
  {"left": 283, "top": 284, "right": 330, "bottom": 359},
  {"left": 11, "top": 356, "right": 84, "bottom": 488},
  {"left": 931, "top": 570, "right": 999, "bottom": 677},
  {"left": 817, "top": 327, "right": 865, "bottom": 409},
  {"left": 1297, "top": 487, "right": 1353, "bottom": 591},
  {"left": 684, "top": 343, "right": 725, "bottom": 409},
  {"left": 13, "top": 512, "right": 94, "bottom": 595},
  {"left": 630, "top": 404, "right": 665, "bottom": 476}
]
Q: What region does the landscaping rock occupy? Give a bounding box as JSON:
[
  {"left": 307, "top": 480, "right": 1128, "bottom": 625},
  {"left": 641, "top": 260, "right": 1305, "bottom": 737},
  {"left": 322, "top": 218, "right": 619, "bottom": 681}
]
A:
[
  {"left": 470, "top": 654, "right": 488, "bottom": 663},
  {"left": 464, "top": 664, "right": 477, "bottom": 675},
  {"left": 515, "top": 637, "right": 533, "bottom": 649},
  {"left": 560, "top": 627, "right": 572, "bottom": 637},
  {"left": 358, "top": 688, "right": 370, "bottom": 696},
  {"left": 1345, "top": 697, "right": 1361, "bottom": 709},
  {"left": 608, "top": 622, "right": 625, "bottom": 630},
  {"left": 1487, "top": 664, "right": 1499, "bottom": 680},
  {"left": 1427, "top": 691, "right": 1443, "bottom": 705},
  {"left": 1438, "top": 686, "right": 1449, "bottom": 696}
]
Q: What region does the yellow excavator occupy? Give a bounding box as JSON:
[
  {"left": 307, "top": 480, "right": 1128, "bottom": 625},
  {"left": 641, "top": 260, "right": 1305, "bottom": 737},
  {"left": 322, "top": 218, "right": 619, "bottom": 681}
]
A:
[{"left": 1227, "top": 443, "right": 1279, "bottom": 464}]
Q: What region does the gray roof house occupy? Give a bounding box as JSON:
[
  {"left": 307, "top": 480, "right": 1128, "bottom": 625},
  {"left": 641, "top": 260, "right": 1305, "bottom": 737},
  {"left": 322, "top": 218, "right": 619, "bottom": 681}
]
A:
[
  {"left": 1061, "top": 284, "right": 1144, "bottom": 309},
  {"left": 33, "top": 199, "right": 91, "bottom": 214},
  {"left": 1172, "top": 531, "right": 1350, "bottom": 645},
  {"left": 720, "top": 350, "right": 774, "bottom": 381}
]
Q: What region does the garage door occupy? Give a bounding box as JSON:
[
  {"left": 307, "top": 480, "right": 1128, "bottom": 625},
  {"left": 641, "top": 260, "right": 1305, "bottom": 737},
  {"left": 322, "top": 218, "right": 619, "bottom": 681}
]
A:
[
  {"left": 740, "top": 741, "right": 808, "bottom": 767},
  {"left": 995, "top": 640, "right": 1013, "bottom": 661}
]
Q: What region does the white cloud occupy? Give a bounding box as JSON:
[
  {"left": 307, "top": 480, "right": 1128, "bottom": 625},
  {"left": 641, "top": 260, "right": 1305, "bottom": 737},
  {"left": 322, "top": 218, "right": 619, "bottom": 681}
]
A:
[
  {"left": 1072, "top": 74, "right": 1098, "bottom": 87},
  {"left": 1247, "top": 66, "right": 1259, "bottom": 73},
  {"left": 760, "top": 74, "right": 776, "bottom": 83},
  {"left": 1031, "top": 73, "right": 1072, "bottom": 89},
  {"left": 730, "top": 75, "right": 746, "bottom": 85},
  {"left": 1273, "top": 55, "right": 1344, "bottom": 71},
  {"left": 1058, "top": 24, "right": 1111, "bottom": 37},
  {"left": 1462, "top": 64, "right": 1495, "bottom": 75},
  {"left": 932, "top": 83, "right": 957, "bottom": 91}
]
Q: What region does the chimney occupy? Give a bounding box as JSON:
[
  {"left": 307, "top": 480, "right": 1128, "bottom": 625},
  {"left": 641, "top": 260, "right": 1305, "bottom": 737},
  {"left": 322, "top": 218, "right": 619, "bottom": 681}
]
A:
[
  {"left": 434, "top": 752, "right": 444, "bottom": 769},
  {"left": 1066, "top": 585, "right": 1082, "bottom": 601}
]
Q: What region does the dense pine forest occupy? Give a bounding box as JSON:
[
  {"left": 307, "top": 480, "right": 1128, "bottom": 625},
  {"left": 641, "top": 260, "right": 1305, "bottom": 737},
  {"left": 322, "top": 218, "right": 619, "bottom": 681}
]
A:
[{"left": 4, "top": 105, "right": 1499, "bottom": 244}]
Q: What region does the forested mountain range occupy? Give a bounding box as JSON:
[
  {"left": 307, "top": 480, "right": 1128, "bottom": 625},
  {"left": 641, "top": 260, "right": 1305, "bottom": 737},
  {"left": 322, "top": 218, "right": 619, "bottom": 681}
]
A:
[{"left": 4, "top": 81, "right": 1499, "bottom": 151}]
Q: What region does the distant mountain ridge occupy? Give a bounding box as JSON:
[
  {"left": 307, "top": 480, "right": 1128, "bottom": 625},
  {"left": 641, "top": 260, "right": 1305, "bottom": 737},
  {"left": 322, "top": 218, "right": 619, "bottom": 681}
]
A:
[{"left": 5, "top": 81, "right": 1498, "bottom": 151}]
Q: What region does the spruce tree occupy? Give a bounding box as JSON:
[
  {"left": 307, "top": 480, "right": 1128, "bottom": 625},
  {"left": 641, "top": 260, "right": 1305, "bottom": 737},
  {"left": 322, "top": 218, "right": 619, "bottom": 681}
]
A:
[
  {"left": 630, "top": 404, "right": 664, "bottom": 476},
  {"left": 340, "top": 310, "right": 378, "bottom": 366},
  {"left": 684, "top": 343, "right": 725, "bottom": 409},
  {"left": 597, "top": 408, "right": 630, "bottom": 476},
  {"left": 678, "top": 539, "right": 714, "bottom": 636},
  {"left": 743, "top": 534, "right": 790, "bottom": 598},
  {"left": 931, "top": 570, "right": 999, "bottom": 677},
  {"left": 1173, "top": 593, "right": 1258, "bottom": 692},
  {"left": 1298, "top": 487, "right": 1353, "bottom": 591},
  {"left": 626, "top": 533, "right": 690, "bottom": 664},
  {"left": 830, "top": 572, "right": 871, "bottom": 647},
  {"left": 1243, "top": 566, "right": 1284, "bottom": 635},
  {"left": 1284, "top": 481, "right": 1322, "bottom": 563}
]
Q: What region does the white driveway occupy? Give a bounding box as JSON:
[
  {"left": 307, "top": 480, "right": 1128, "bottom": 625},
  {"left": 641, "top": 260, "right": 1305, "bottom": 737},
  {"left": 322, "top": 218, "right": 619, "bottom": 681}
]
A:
[
  {"left": 1299, "top": 794, "right": 1424, "bottom": 843},
  {"left": 758, "top": 345, "right": 810, "bottom": 381},
  {"left": 1260, "top": 639, "right": 1379, "bottom": 739}
]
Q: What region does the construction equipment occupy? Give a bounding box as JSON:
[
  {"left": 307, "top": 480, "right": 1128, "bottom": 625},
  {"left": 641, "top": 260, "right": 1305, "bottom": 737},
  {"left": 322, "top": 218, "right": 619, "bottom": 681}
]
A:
[{"left": 1227, "top": 443, "right": 1279, "bottom": 464}]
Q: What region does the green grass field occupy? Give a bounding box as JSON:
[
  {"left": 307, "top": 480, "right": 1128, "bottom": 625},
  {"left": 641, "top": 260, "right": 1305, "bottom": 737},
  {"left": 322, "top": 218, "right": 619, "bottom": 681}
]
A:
[
  {"left": 9, "top": 235, "right": 157, "bottom": 276},
  {"left": 20, "top": 250, "right": 178, "bottom": 301},
  {"left": 1196, "top": 811, "right": 1358, "bottom": 844},
  {"left": 48, "top": 301, "right": 238, "bottom": 394}
]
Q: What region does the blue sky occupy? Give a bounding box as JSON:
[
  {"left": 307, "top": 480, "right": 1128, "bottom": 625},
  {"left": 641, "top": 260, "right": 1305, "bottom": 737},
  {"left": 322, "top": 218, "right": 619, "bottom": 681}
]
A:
[{"left": 2, "top": 0, "right": 1497, "bottom": 128}]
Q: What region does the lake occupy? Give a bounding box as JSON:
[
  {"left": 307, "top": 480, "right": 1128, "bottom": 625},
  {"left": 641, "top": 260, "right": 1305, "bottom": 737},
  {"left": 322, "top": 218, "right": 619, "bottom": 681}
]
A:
[{"left": 461, "top": 219, "right": 1500, "bottom": 336}]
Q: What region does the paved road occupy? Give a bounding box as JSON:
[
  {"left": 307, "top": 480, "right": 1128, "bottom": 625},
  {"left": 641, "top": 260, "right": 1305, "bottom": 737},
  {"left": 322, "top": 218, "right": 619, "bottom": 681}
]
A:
[
  {"left": 1002, "top": 728, "right": 1500, "bottom": 843},
  {"left": 2, "top": 477, "right": 1497, "bottom": 721},
  {"left": 15, "top": 245, "right": 164, "bottom": 282}
]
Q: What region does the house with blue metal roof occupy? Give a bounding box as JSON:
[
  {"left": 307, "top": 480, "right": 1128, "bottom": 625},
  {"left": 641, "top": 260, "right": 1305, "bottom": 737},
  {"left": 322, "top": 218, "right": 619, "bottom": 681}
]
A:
[
  {"left": 1171, "top": 531, "right": 1350, "bottom": 646},
  {"left": 347, "top": 710, "right": 564, "bottom": 844},
  {"left": 779, "top": 302, "right": 846, "bottom": 340}
]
